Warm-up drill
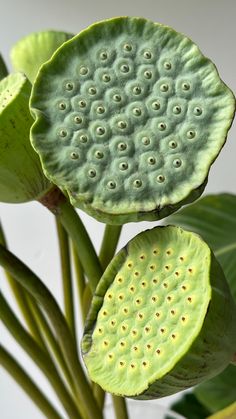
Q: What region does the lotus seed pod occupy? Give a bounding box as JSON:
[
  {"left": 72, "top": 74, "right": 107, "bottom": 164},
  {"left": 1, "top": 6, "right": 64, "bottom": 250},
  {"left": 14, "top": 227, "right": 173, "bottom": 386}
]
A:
[
  {"left": 30, "top": 17, "right": 235, "bottom": 224},
  {"left": 11, "top": 30, "right": 74, "bottom": 83},
  {"left": 81, "top": 226, "right": 236, "bottom": 399},
  {"left": 0, "top": 72, "right": 51, "bottom": 203}
]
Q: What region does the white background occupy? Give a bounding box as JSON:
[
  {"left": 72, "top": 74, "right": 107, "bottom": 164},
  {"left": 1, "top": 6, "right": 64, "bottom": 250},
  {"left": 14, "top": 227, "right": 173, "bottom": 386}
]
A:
[{"left": 0, "top": 0, "right": 236, "bottom": 418}]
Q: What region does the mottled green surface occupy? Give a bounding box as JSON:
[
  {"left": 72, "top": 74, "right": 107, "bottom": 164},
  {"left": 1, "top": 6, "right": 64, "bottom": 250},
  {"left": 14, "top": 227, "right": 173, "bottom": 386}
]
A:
[
  {"left": 11, "top": 30, "right": 74, "bottom": 83},
  {"left": 82, "top": 226, "right": 236, "bottom": 398},
  {"left": 30, "top": 17, "right": 235, "bottom": 224},
  {"left": 0, "top": 73, "right": 51, "bottom": 203}
]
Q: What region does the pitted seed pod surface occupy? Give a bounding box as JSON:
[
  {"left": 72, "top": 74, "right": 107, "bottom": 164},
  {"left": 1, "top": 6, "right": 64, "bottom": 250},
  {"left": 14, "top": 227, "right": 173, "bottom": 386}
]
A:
[
  {"left": 81, "top": 226, "right": 236, "bottom": 398},
  {"left": 30, "top": 17, "right": 235, "bottom": 224}
]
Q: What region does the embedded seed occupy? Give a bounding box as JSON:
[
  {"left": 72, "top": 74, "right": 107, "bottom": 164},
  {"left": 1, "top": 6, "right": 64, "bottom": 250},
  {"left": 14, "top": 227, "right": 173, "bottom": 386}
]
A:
[
  {"left": 160, "top": 83, "right": 169, "bottom": 92},
  {"left": 59, "top": 129, "right": 67, "bottom": 138},
  {"left": 187, "top": 130, "right": 196, "bottom": 139},
  {"left": 97, "top": 106, "right": 105, "bottom": 114},
  {"left": 80, "top": 66, "right": 88, "bottom": 75},
  {"left": 173, "top": 159, "right": 182, "bottom": 168},
  {"left": 164, "top": 61, "right": 171, "bottom": 70},
  {"left": 70, "top": 152, "right": 79, "bottom": 160},
  {"left": 95, "top": 151, "right": 104, "bottom": 159},
  {"left": 79, "top": 100, "right": 86, "bottom": 108},
  {"left": 158, "top": 122, "right": 166, "bottom": 131},
  {"left": 173, "top": 105, "right": 181, "bottom": 114},
  {"left": 133, "top": 107, "right": 142, "bottom": 116},
  {"left": 113, "top": 94, "right": 121, "bottom": 102},
  {"left": 102, "top": 74, "right": 111, "bottom": 82},
  {"left": 96, "top": 126, "right": 105, "bottom": 135},
  {"left": 169, "top": 140, "right": 177, "bottom": 149},
  {"left": 118, "top": 120, "right": 127, "bottom": 129},
  {"left": 58, "top": 102, "right": 66, "bottom": 110},
  {"left": 152, "top": 101, "right": 160, "bottom": 110},
  {"left": 74, "top": 116, "right": 82, "bottom": 124},
  {"left": 100, "top": 51, "right": 108, "bottom": 60},
  {"left": 88, "top": 87, "right": 97, "bottom": 95},
  {"left": 118, "top": 142, "right": 127, "bottom": 151},
  {"left": 182, "top": 82, "right": 190, "bottom": 90},
  {"left": 119, "top": 162, "right": 128, "bottom": 170},
  {"left": 148, "top": 157, "right": 156, "bottom": 165},
  {"left": 80, "top": 134, "right": 88, "bottom": 143},
  {"left": 142, "top": 136, "right": 150, "bottom": 145},
  {"left": 132, "top": 86, "right": 141, "bottom": 95},
  {"left": 157, "top": 175, "right": 165, "bottom": 183},
  {"left": 194, "top": 106, "right": 202, "bottom": 115},
  {"left": 65, "top": 82, "right": 73, "bottom": 91},
  {"left": 133, "top": 179, "right": 142, "bottom": 188},
  {"left": 143, "top": 51, "right": 152, "bottom": 59},
  {"left": 107, "top": 181, "right": 116, "bottom": 189},
  {"left": 120, "top": 64, "right": 130, "bottom": 73},
  {"left": 123, "top": 43, "right": 132, "bottom": 51},
  {"left": 144, "top": 70, "right": 152, "bottom": 79},
  {"left": 88, "top": 169, "right": 96, "bottom": 178}
]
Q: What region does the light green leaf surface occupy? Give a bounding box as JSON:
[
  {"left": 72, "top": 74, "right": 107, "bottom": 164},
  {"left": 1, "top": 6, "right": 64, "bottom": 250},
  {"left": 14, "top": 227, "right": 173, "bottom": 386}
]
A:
[{"left": 167, "top": 194, "right": 236, "bottom": 301}]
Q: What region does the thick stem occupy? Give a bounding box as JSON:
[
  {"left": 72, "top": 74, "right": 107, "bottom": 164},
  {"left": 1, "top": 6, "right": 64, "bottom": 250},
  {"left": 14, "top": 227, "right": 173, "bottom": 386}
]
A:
[
  {"left": 112, "top": 396, "right": 129, "bottom": 419},
  {"left": 39, "top": 188, "right": 103, "bottom": 293},
  {"left": 56, "top": 218, "right": 76, "bottom": 342},
  {"left": 0, "top": 221, "right": 45, "bottom": 348},
  {"left": 0, "top": 346, "right": 63, "bottom": 419},
  {"left": 99, "top": 224, "right": 122, "bottom": 270},
  {"left": 0, "top": 292, "right": 81, "bottom": 419},
  {"left": 71, "top": 241, "right": 86, "bottom": 321},
  {"left": 0, "top": 244, "right": 103, "bottom": 419}
]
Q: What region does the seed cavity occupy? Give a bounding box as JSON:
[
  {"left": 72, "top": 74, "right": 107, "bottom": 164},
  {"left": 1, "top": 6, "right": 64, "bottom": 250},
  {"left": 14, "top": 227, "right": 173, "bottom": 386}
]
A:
[
  {"left": 70, "top": 152, "right": 79, "bottom": 160},
  {"left": 157, "top": 175, "right": 165, "bottom": 183},
  {"left": 133, "top": 179, "right": 142, "bottom": 188},
  {"left": 173, "top": 105, "right": 181, "bottom": 114},
  {"left": 117, "top": 120, "right": 127, "bottom": 129},
  {"left": 120, "top": 64, "right": 130, "bottom": 73},
  {"left": 169, "top": 140, "right": 177, "bottom": 149},
  {"left": 74, "top": 116, "right": 82, "bottom": 124},
  {"left": 144, "top": 70, "right": 152, "bottom": 79},
  {"left": 112, "top": 94, "right": 121, "bottom": 102},
  {"left": 80, "top": 66, "right": 88, "bottom": 75},
  {"left": 123, "top": 43, "right": 132, "bottom": 51},
  {"left": 88, "top": 87, "right": 97, "bottom": 95},
  {"left": 143, "top": 51, "right": 152, "bottom": 59},
  {"left": 65, "top": 82, "right": 74, "bottom": 91},
  {"left": 152, "top": 101, "right": 160, "bottom": 110},
  {"left": 100, "top": 51, "right": 108, "bottom": 60},
  {"left": 171, "top": 310, "right": 175, "bottom": 315},
  {"left": 96, "top": 126, "right": 105, "bottom": 136},
  {"left": 133, "top": 107, "right": 142, "bottom": 116},
  {"left": 164, "top": 61, "right": 171, "bottom": 70},
  {"left": 156, "top": 349, "right": 161, "bottom": 355},
  {"left": 59, "top": 129, "right": 67, "bottom": 138},
  {"left": 79, "top": 100, "right": 86, "bottom": 108},
  {"left": 58, "top": 102, "right": 66, "bottom": 110},
  {"left": 182, "top": 82, "right": 190, "bottom": 91},
  {"left": 142, "top": 136, "right": 150, "bottom": 145},
  {"left": 119, "top": 162, "right": 128, "bottom": 170},
  {"left": 187, "top": 130, "right": 196, "bottom": 139},
  {"left": 97, "top": 106, "right": 105, "bottom": 114},
  {"left": 153, "top": 279, "right": 158, "bottom": 284},
  {"left": 158, "top": 122, "right": 166, "bottom": 131},
  {"left": 95, "top": 150, "right": 104, "bottom": 159},
  {"left": 148, "top": 157, "right": 156, "bottom": 165},
  {"left": 80, "top": 134, "right": 88, "bottom": 143},
  {"left": 102, "top": 74, "right": 111, "bottom": 82},
  {"left": 160, "top": 83, "right": 169, "bottom": 92},
  {"left": 173, "top": 159, "right": 182, "bottom": 168},
  {"left": 88, "top": 169, "right": 96, "bottom": 178},
  {"left": 107, "top": 181, "right": 116, "bottom": 189},
  {"left": 118, "top": 142, "right": 127, "bottom": 151},
  {"left": 132, "top": 86, "right": 141, "bottom": 95},
  {"left": 194, "top": 106, "right": 202, "bottom": 116}
]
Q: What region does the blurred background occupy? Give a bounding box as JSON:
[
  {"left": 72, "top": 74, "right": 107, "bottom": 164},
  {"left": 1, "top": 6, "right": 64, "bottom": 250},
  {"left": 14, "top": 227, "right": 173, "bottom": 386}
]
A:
[{"left": 0, "top": 0, "right": 235, "bottom": 418}]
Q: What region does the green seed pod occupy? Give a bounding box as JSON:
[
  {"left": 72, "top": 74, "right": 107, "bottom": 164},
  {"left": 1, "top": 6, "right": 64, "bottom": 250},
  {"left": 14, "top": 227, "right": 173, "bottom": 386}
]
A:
[
  {"left": 81, "top": 226, "right": 236, "bottom": 399},
  {"left": 11, "top": 30, "right": 74, "bottom": 83},
  {"left": 30, "top": 17, "right": 235, "bottom": 224},
  {"left": 0, "top": 72, "right": 51, "bottom": 203}
]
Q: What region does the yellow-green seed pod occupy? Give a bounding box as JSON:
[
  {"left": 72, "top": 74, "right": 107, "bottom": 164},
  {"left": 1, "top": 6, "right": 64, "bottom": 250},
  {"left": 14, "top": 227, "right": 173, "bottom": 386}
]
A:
[
  {"left": 82, "top": 226, "right": 236, "bottom": 399},
  {"left": 0, "top": 72, "right": 51, "bottom": 203}
]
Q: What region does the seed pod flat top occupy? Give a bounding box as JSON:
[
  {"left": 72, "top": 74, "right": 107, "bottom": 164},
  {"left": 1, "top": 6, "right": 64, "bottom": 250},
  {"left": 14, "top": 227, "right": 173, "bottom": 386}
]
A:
[
  {"left": 81, "top": 226, "right": 236, "bottom": 399},
  {"left": 30, "top": 17, "right": 235, "bottom": 224}
]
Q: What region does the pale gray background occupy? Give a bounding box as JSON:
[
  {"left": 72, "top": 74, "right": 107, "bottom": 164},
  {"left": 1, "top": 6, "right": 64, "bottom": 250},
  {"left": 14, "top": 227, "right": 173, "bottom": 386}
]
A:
[{"left": 0, "top": 0, "right": 235, "bottom": 418}]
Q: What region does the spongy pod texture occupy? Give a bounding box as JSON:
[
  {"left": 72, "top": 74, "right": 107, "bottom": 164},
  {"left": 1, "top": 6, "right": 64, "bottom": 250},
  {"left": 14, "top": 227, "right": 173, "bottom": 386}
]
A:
[
  {"left": 30, "top": 17, "right": 235, "bottom": 224},
  {"left": 81, "top": 226, "right": 236, "bottom": 399},
  {"left": 0, "top": 73, "right": 51, "bottom": 203}
]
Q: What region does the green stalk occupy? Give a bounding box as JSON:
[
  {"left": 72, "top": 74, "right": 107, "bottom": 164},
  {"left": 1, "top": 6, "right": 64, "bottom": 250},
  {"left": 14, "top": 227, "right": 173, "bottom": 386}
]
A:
[
  {"left": 0, "top": 292, "right": 81, "bottom": 419},
  {"left": 0, "top": 346, "right": 63, "bottom": 419},
  {"left": 71, "top": 241, "right": 86, "bottom": 320},
  {"left": 112, "top": 396, "right": 129, "bottom": 419},
  {"left": 99, "top": 224, "right": 122, "bottom": 270},
  {"left": 56, "top": 198, "right": 103, "bottom": 293},
  {"left": 0, "top": 221, "right": 45, "bottom": 348},
  {"left": 56, "top": 218, "right": 76, "bottom": 342},
  {"left": 0, "top": 244, "right": 103, "bottom": 419},
  {"left": 26, "top": 297, "right": 75, "bottom": 391}
]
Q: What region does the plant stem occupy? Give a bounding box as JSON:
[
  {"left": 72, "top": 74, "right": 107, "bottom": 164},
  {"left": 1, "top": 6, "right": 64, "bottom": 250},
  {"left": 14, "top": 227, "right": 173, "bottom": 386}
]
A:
[
  {"left": 56, "top": 218, "right": 76, "bottom": 342},
  {"left": 0, "top": 244, "right": 103, "bottom": 419},
  {"left": 99, "top": 224, "right": 122, "bottom": 270},
  {"left": 26, "top": 297, "right": 75, "bottom": 391},
  {"left": 71, "top": 241, "right": 86, "bottom": 320},
  {"left": 112, "top": 396, "right": 129, "bottom": 419},
  {"left": 0, "top": 345, "right": 63, "bottom": 419},
  {"left": 56, "top": 198, "right": 103, "bottom": 293},
  {"left": 0, "top": 53, "right": 8, "bottom": 79},
  {"left": 0, "top": 221, "right": 46, "bottom": 348},
  {"left": 0, "top": 292, "right": 81, "bottom": 419}
]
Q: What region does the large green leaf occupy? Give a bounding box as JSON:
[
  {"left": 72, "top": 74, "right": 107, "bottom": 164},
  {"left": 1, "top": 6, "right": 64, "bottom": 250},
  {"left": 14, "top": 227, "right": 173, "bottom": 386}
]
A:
[
  {"left": 194, "top": 364, "right": 236, "bottom": 413},
  {"left": 167, "top": 194, "right": 236, "bottom": 301},
  {"left": 168, "top": 393, "right": 211, "bottom": 419}
]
